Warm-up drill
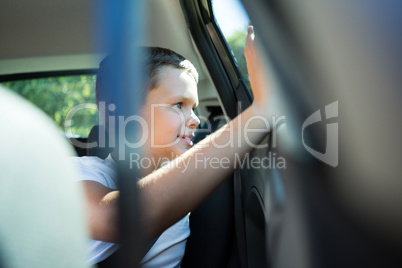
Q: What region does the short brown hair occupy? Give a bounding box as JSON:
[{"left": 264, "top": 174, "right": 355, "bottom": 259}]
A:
[{"left": 96, "top": 47, "right": 198, "bottom": 129}]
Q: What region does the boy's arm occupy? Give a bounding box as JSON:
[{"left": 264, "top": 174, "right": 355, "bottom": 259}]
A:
[
  {"left": 83, "top": 26, "right": 270, "bottom": 243},
  {"left": 82, "top": 181, "right": 119, "bottom": 242},
  {"left": 140, "top": 25, "right": 270, "bottom": 241}
]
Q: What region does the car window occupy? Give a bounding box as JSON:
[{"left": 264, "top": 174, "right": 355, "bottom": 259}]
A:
[
  {"left": 211, "top": 0, "right": 251, "bottom": 89},
  {"left": 1, "top": 75, "right": 98, "bottom": 138}
]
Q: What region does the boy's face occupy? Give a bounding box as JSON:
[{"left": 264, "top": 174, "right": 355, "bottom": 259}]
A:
[{"left": 141, "top": 66, "right": 200, "bottom": 162}]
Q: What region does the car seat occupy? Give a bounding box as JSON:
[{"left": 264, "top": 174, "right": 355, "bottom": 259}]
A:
[{"left": 86, "top": 124, "right": 113, "bottom": 159}]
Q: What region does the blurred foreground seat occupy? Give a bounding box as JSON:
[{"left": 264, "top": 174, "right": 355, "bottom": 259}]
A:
[{"left": 0, "top": 85, "right": 89, "bottom": 268}]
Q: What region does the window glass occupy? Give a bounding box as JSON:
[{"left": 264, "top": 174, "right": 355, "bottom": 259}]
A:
[
  {"left": 1, "top": 75, "right": 98, "bottom": 137},
  {"left": 211, "top": 0, "right": 251, "bottom": 89}
]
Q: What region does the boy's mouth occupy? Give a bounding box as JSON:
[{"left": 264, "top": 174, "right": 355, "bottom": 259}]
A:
[{"left": 177, "top": 134, "right": 194, "bottom": 146}]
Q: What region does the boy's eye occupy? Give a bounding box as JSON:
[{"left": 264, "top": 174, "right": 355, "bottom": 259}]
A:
[{"left": 173, "top": 102, "right": 182, "bottom": 109}]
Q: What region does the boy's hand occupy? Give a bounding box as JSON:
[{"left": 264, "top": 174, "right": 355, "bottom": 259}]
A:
[
  {"left": 244, "top": 26, "right": 270, "bottom": 115},
  {"left": 244, "top": 26, "right": 257, "bottom": 70}
]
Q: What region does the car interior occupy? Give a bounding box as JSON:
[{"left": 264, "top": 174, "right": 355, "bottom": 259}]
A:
[{"left": 1, "top": 0, "right": 401, "bottom": 267}]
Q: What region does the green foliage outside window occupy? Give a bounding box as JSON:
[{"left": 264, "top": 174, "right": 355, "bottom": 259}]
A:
[
  {"left": 1, "top": 75, "right": 99, "bottom": 137},
  {"left": 226, "top": 29, "right": 251, "bottom": 90}
]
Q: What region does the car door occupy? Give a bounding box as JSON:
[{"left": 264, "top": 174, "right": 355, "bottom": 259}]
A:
[
  {"left": 181, "top": 1, "right": 279, "bottom": 267},
  {"left": 181, "top": 0, "right": 402, "bottom": 268}
]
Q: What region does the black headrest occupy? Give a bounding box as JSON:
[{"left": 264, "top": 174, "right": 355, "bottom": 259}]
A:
[{"left": 86, "top": 125, "right": 113, "bottom": 159}]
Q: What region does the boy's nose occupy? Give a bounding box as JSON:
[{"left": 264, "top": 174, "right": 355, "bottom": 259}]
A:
[{"left": 186, "top": 112, "right": 200, "bottom": 129}]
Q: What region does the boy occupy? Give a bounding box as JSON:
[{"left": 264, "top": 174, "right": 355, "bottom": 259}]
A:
[{"left": 74, "top": 26, "right": 269, "bottom": 267}]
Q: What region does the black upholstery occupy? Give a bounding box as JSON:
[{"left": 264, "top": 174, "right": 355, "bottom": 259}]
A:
[
  {"left": 181, "top": 107, "right": 236, "bottom": 268},
  {"left": 181, "top": 177, "right": 235, "bottom": 268},
  {"left": 86, "top": 125, "right": 113, "bottom": 159}
]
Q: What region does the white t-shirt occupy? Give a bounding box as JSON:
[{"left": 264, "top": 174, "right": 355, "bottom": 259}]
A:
[{"left": 71, "top": 154, "right": 190, "bottom": 267}]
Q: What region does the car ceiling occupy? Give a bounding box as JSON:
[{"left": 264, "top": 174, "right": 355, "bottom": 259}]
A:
[{"left": 0, "top": 0, "right": 208, "bottom": 83}]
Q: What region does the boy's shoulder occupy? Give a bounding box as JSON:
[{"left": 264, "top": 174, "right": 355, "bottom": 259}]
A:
[{"left": 70, "top": 155, "right": 118, "bottom": 189}]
